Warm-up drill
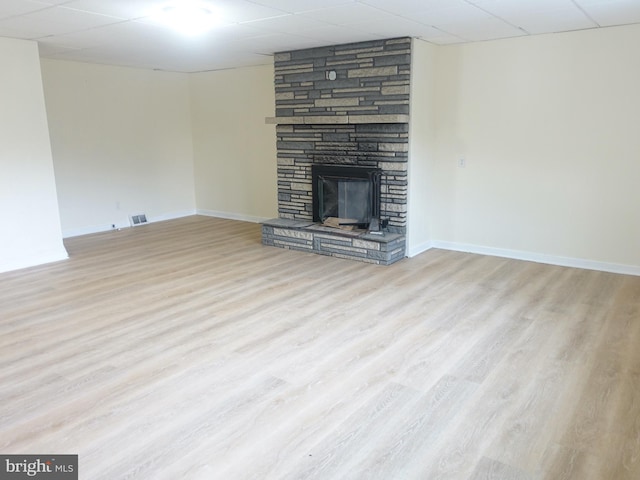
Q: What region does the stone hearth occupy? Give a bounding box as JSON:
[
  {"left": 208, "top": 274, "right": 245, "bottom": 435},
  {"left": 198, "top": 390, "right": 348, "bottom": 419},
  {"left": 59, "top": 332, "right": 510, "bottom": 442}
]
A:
[{"left": 262, "top": 218, "right": 405, "bottom": 265}]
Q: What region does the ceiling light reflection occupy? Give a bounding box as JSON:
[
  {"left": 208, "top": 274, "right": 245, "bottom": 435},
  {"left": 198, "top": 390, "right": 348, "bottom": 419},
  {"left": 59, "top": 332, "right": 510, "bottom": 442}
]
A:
[{"left": 154, "top": 1, "right": 220, "bottom": 36}]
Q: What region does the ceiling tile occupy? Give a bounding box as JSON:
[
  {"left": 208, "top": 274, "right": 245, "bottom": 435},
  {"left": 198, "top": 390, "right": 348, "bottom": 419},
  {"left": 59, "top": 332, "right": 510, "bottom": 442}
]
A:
[
  {"left": 0, "top": 0, "right": 52, "bottom": 20},
  {"left": 198, "top": 22, "right": 268, "bottom": 42},
  {"left": 470, "top": 0, "right": 579, "bottom": 14},
  {"left": 36, "top": 29, "right": 108, "bottom": 49},
  {"left": 575, "top": 0, "right": 640, "bottom": 26},
  {"left": 294, "top": 23, "right": 382, "bottom": 44},
  {"left": 410, "top": 3, "right": 494, "bottom": 26},
  {"left": 212, "top": 0, "right": 291, "bottom": 24},
  {"left": 37, "top": 41, "right": 80, "bottom": 56},
  {"left": 31, "top": 0, "right": 75, "bottom": 5},
  {"left": 441, "top": 16, "right": 527, "bottom": 42},
  {"left": 0, "top": 15, "right": 57, "bottom": 38},
  {"left": 245, "top": 13, "right": 334, "bottom": 35},
  {"left": 61, "top": 0, "right": 158, "bottom": 20},
  {"left": 0, "top": 5, "right": 122, "bottom": 38},
  {"left": 67, "top": 0, "right": 290, "bottom": 26},
  {"left": 231, "top": 32, "right": 323, "bottom": 54},
  {"left": 0, "top": 22, "right": 41, "bottom": 39},
  {"left": 0, "top": 0, "right": 637, "bottom": 72},
  {"left": 46, "top": 4, "right": 123, "bottom": 27},
  {"left": 44, "top": 45, "right": 141, "bottom": 68},
  {"left": 349, "top": 16, "right": 454, "bottom": 40},
  {"left": 358, "top": 0, "right": 456, "bottom": 15},
  {"left": 247, "top": 0, "right": 356, "bottom": 14},
  {"left": 61, "top": 20, "right": 173, "bottom": 49},
  {"left": 469, "top": 0, "right": 597, "bottom": 33},
  {"left": 504, "top": 7, "right": 597, "bottom": 34},
  {"left": 300, "top": 3, "right": 391, "bottom": 25},
  {"left": 423, "top": 34, "right": 465, "bottom": 45}
]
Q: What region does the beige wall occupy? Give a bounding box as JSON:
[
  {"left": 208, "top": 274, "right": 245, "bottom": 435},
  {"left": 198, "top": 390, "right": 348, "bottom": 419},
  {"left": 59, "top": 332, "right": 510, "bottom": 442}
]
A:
[
  {"left": 407, "top": 39, "right": 437, "bottom": 256},
  {"left": 41, "top": 59, "right": 196, "bottom": 237},
  {"left": 0, "top": 38, "right": 67, "bottom": 273},
  {"left": 40, "top": 59, "right": 277, "bottom": 238},
  {"left": 429, "top": 24, "right": 640, "bottom": 273},
  {"left": 189, "top": 64, "right": 277, "bottom": 221}
]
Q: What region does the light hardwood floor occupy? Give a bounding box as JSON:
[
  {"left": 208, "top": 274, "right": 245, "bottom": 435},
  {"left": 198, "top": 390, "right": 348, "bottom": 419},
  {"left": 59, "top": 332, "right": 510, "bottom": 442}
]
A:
[{"left": 1, "top": 215, "right": 639, "bottom": 480}]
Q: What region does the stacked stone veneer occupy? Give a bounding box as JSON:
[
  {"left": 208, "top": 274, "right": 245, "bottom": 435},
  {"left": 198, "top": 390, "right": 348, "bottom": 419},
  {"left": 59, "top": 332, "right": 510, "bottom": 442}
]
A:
[
  {"left": 262, "top": 219, "right": 406, "bottom": 265},
  {"left": 264, "top": 37, "right": 411, "bottom": 264},
  {"left": 277, "top": 122, "right": 408, "bottom": 232},
  {"left": 274, "top": 37, "right": 411, "bottom": 120}
]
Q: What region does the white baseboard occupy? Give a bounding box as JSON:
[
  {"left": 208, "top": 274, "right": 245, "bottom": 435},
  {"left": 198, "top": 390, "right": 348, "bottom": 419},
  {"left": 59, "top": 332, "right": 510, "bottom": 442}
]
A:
[
  {"left": 63, "top": 223, "right": 121, "bottom": 238},
  {"left": 62, "top": 210, "right": 196, "bottom": 238},
  {"left": 429, "top": 240, "right": 640, "bottom": 276},
  {"left": 150, "top": 209, "right": 197, "bottom": 223},
  {"left": 406, "top": 240, "right": 433, "bottom": 258},
  {"left": 196, "top": 209, "right": 271, "bottom": 224}
]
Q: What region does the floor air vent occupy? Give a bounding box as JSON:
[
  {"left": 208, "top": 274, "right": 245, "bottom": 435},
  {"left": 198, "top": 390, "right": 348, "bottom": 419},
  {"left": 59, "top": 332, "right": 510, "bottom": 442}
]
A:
[{"left": 130, "top": 214, "right": 148, "bottom": 226}]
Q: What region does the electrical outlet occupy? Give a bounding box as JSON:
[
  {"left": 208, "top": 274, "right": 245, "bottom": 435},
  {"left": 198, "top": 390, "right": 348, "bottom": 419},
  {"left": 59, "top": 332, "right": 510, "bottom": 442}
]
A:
[{"left": 458, "top": 157, "right": 466, "bottom": 168}]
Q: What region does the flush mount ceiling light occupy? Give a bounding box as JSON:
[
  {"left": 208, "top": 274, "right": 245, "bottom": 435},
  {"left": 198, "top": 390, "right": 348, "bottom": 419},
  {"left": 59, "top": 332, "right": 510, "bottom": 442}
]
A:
[{"left": 153, "top": 1, "right": 221, "bottom": 36}]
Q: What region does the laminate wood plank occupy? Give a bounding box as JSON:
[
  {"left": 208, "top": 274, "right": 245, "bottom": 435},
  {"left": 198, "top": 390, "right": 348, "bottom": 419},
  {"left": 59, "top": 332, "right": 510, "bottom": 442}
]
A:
[
  {"left": 1, "top": 215, "right": 639, "bottom": 479},
  {"left": 480, "top": 301, "right": 609, "bottom": 475},
  {"left": 467, "top": 457, "right": 532, "bottom": 480},
  {"left": 278, "top": 382, "right": 421, "bottom": 480},
  {"left": 343, "top": 375, "right": 479, "bottom": 480},
  {"left": 542, "top": 275, "right": 640, "bottom": 480},
  {"left": 539, "top": 445, "right": 605, "bottom": 480}
]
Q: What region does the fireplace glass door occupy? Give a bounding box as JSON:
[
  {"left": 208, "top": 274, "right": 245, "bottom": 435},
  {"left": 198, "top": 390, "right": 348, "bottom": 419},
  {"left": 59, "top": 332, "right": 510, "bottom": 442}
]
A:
[{"left": 312, "top": 165, "right": 381, "bottom": 228}]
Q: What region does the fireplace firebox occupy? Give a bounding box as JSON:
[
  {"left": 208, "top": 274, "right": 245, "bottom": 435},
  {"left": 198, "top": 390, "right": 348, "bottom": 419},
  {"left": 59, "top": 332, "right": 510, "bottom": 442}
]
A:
[{"left": 312, "top": 164, "right": 381, "bottom": 229}]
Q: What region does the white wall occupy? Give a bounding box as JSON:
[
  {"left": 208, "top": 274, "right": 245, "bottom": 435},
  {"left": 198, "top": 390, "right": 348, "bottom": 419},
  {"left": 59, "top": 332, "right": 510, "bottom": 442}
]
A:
[
  {"left": 407, "top": 39, "right": 437, "bottom": 257},
  {"left": 189, "top": 64, "right": 277, "bottom": 222},
  {"left": 41, "top": 60, "right": 196, "bottom": 237},
  {"left": 0, "top": 38, "right": 67, "bottom": 273},
  {"left": 430, "top": 24, "right": 640, "bottom": 274}
]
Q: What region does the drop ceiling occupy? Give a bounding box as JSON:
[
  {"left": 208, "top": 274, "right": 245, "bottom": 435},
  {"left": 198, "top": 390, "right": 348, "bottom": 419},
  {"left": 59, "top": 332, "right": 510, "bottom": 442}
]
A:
[{"left": 1, "top": 0, "right": 638, "bottom": 73}]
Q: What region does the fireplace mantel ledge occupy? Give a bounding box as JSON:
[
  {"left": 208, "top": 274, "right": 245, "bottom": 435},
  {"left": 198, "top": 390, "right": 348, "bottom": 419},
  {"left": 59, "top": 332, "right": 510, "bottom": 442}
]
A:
[{"left": 265, "top": 114, "right": 409, "bottom": 125}]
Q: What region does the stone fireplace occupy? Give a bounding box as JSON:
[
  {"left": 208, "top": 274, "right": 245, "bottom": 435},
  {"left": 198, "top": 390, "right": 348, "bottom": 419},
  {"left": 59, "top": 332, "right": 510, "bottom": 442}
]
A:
[{"left": 262, "top": 37, "right": 411, "bottom": 265}]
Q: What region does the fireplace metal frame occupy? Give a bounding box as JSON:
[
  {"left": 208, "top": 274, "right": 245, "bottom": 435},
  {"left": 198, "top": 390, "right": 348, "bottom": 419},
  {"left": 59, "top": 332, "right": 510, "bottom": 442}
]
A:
[{"left": 311, "top": 164, "right": 382, "bottom": 227}]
